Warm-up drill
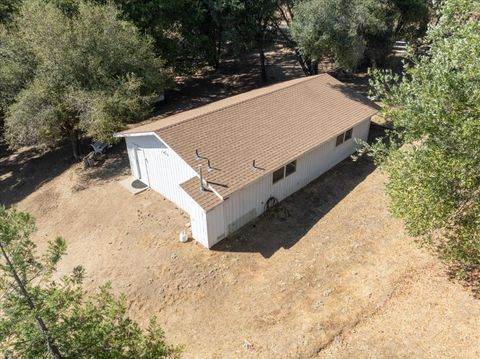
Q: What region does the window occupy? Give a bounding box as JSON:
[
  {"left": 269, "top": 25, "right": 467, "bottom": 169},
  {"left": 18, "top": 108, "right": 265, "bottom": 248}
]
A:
[
  {"left": 336, "top": 134, "right": 344, "bottom": 146},
  {"left": 336, "top": 128, "right": 353, "bottom": 146},
  {"left": 285, "top": 160, "right": 297, "bottom": 177},
  {"left": 272, "top": 167, "right": 284, "bottom": 184},
  {"left": 344, "top": 128, "right": 353, "bottom": 141},
  {"left": 273, "top": 159, "right": 297, "bottom": 184}
]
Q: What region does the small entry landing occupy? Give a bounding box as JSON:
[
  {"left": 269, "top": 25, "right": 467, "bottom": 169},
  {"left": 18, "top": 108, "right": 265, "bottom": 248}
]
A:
[{"left": 119, "top": 176, "right": 148, "bottom": 195}]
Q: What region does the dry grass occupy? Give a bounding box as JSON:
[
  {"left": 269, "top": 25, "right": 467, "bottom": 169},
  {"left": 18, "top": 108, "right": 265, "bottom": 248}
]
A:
[{"left": 2, "top": 152, "right": 476, "bottom": 358}]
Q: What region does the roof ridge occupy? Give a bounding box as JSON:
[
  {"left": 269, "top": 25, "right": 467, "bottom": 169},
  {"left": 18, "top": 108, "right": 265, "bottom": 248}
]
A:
[{"left": 153, "top": 74, "right": 326, "bottom": 133}]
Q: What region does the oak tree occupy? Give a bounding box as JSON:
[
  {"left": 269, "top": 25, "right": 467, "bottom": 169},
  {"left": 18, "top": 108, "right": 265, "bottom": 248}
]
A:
[
  {"left": 0, "top": 0, "right": 168, "bottom": 159},
  {"left": 365, "top": 0, "right": 480, "bottom": 283}
]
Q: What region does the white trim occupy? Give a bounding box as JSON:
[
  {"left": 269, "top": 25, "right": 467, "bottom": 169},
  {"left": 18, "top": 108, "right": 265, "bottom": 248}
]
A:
[
  {"left": 114, "top": 131, "right": 158, "bottom": 138},
  {"left": 205, "top": 183, "right": 224, "bottom": 201}
]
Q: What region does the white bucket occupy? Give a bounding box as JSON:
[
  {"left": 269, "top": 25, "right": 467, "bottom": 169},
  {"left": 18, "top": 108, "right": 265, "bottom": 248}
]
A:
[{"left": 179, "top": 230, "right": 188, "bottom": 243}]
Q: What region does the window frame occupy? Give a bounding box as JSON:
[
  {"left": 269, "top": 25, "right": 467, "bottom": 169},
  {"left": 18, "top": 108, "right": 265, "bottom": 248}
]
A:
[
  {"left": 272, "top": 167, "right": 285, "bottom": 184},
  {"left": 285, "top": 160, "right": 297, "bottom": 177},
  {"left": 336, "top": 134, "right": 344, "bottom": 146},
  {"left": 344, "top": 128, "right": 353, "bottom": 141}
]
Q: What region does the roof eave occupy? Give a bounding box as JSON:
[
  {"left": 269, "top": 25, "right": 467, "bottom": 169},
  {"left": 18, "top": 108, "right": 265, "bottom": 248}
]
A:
[{"left": 113, "top": 131, "right": 157, "bottom": 138}]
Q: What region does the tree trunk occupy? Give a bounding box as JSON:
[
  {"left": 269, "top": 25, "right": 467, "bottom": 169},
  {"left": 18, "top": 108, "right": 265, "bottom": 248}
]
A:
[
  {"left": 259, "top": 47, "right": 267, "bottom": 83},
  {"left": 70, "top": 132, "right": 80, "bottom": 161},
  {"left": 312, "top": 59, "right": 319, "bottom": 74},
  {"left": 294, "top": 49, "right": 312, "bottom": 76},
  {"left": 394, "top": 17, "right": 405, "bottom": 37},
  {"left": 271, "top": 21, "right": 312, "bottom": 77},
  {"left": 0, "top": 243, "right": 64, "bottom": 359},
  {"left": 214, "top": 33, "right": 222, "bottom": 70}
]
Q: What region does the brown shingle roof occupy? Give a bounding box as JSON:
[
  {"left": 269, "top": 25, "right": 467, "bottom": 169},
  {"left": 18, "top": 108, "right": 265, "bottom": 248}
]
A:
[
  {"left": 119, "top": 74, "right": 379, "bottom": 210},
  {"left": 180, "top": 176, "right": 223, "bottom": 210}
]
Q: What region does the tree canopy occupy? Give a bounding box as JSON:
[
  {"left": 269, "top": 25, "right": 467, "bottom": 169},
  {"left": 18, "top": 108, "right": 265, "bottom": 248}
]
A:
[
  {"left": 291, "top": 0, "right": 429, "bottom": 70},
  {"left": 0, "top": 0, "right": 21, "bottom": 24},
  {"left": 0, "top": 0, "right": 168, "bottom": 159},
  {"left": 99, "top": 0, "right": 227, "bottom": 74},
  {"left": 0, "top": 0, "right": 445, "bottom": 160},
  {"left": 365, "top": 0, "right": 480, "bottom": 282},
  {"left": 0, "top": 206, "right": 181, "bottom": 358}
]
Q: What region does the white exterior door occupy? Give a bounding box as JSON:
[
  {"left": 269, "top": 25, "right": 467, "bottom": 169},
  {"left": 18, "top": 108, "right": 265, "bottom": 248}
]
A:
[{"left": 135, "top": 146, "right": 150, "bottom": 186}]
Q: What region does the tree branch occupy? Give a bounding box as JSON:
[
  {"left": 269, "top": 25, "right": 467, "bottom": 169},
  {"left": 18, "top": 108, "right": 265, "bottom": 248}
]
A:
[{"left": 0, "top": 242, "right": 64, "bottom": 359}]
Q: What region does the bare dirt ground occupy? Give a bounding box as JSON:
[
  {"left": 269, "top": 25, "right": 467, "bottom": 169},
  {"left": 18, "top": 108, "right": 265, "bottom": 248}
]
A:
[{"left": 1, "top": 47, "right": 480, "bottom": 358}]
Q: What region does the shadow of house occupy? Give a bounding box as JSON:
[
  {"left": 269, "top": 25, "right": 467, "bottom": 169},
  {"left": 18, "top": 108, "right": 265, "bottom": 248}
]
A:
[
  {"left": 212, "top": 156, "right": 376, "bottom": 258},
  {"left": 212, "top": 126, "right": 384, "bottom": 258}
]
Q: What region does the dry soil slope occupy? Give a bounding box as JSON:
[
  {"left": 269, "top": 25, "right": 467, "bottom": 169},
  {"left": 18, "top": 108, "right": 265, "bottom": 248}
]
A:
[{"left": 15, "top": 157, "right": 480, "bottom": 358}]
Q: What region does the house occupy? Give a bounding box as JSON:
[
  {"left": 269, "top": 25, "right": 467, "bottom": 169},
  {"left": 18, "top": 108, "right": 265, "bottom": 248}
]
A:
[{"left": 115, "top": 74, "right": 379, "bottom": 248}]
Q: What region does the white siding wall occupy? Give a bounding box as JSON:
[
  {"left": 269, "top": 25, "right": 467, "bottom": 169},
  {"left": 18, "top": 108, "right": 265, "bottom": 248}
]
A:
[
  {"left": 125, "top": 135, "right": 210, "bottom": 247},
  {"left": 205, "top": 119, "right": 370, "bottom": 247},
  {"left": 206, "top": 204, "right": 225, "bottom": 247}
]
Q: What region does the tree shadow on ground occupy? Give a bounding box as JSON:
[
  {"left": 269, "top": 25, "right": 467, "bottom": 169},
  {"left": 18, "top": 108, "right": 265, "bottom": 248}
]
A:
[
  {"left": 0, "top": 141, "right": 73, "bottom": 207},
  {"left": 0, "top": 139, "right": 130, "bottom": 206},
  {"left": 331, "top": 71, "right": 372, "bottom": 98},
  {"left": 212, "top": 126, "right": 384, "bottom": 258},
  {"left": 329, "top": 83, "right": 380, "bottom": 109},
  {"left": 447, "top": 263, "right": 480, "bottom": 299},
  {"left": 145, "top": 44, "right": 305, "bottom": 122},
  {"left": 81, "top": 143, "right": 130, "bottom": 183}
]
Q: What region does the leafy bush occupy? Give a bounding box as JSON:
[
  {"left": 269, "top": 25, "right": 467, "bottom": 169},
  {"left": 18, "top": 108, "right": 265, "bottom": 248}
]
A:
[{"left": 365, "top": 0, "right": 480, "bottom": 289}]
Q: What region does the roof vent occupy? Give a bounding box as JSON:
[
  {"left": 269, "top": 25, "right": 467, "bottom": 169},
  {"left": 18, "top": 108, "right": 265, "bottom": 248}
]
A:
[
  {"left": 198, "top": 165, "right": 207, "bottom": 192},
  {"left": 195, "top": 149, "right": 207, "bottom": 161},
  {"left": 207, "top": 159, "right": 214, "bottom": 172},
  {"left": 252, "top": 159, "right": 265, "bottom": 171}
]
